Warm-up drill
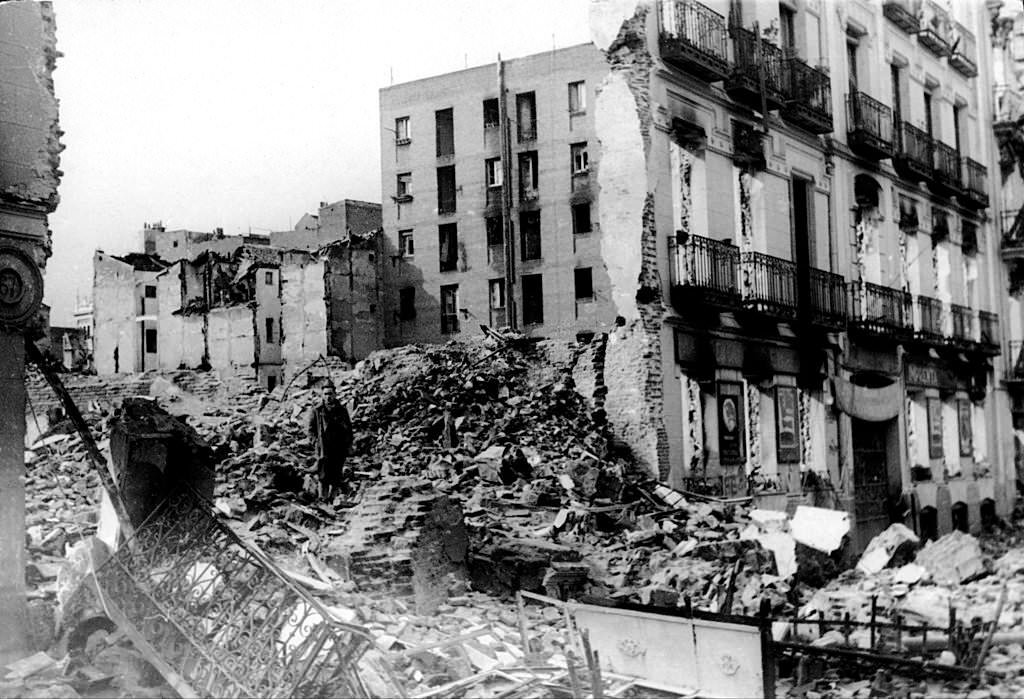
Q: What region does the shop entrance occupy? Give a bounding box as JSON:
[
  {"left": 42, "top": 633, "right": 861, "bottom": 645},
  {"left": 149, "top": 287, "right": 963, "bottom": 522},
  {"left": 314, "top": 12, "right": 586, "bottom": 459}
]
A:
[{"left": 852, "top": 418, "right": 898, "bottom": 551}]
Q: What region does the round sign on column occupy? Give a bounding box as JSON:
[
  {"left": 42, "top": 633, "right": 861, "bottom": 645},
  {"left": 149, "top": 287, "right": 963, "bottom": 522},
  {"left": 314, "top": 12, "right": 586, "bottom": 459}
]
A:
[{"left": 0, "top": 246, "right": 43, "bottom": 328}]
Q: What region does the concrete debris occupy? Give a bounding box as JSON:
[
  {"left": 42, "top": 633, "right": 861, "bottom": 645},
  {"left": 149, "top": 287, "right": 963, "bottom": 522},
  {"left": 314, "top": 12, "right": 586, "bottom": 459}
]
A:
[
  {"left": 915, "top": 531, "right": 988, "bottom": 585},
  {"left": 790, "top": 506, "right": 851, "bottom": 554},
  {"left": 856, "top": 523, "right": 920, "bottom": 575}
]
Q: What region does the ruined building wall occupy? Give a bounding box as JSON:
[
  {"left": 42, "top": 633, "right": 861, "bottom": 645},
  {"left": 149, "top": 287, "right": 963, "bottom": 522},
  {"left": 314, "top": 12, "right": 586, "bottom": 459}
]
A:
[
  {"left": 92, "top": 253, "right": 139, "bottom": 375},
  {"left": 156, "top": 264, "right": 185, "bottom": 370},
  {"left": 325, "top": 244, "right": 384, "bottom": 362},
  {"left": 206, "top": 305, "right": 254, "bottom": 375},
  {"left": 280, "top": 255, "right": 328, "bottom": 376}
]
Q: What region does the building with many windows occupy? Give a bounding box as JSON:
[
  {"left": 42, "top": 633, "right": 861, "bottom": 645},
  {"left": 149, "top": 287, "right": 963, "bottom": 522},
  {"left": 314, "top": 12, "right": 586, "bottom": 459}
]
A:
[
  {"left": 378, "top": 44, "right": 615, "bottom": 345},
  {"left": 576, "top": 0, "right": 1008, "bottom": 551}
]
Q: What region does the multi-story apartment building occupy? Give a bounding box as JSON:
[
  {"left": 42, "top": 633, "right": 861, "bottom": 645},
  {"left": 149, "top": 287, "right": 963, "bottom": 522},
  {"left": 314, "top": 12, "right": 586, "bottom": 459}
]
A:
[
  {"left": 378, "top": 44, "right": 615, "bottom": 345},
  {"left": 572, "top": 0, "right": 1009, "bottom": 552}
]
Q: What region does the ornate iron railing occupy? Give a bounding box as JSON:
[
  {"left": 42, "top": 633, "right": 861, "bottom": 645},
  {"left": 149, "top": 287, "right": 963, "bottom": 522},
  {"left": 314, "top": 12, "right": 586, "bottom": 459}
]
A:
[
  {"left": 914, "top": 295, "right": 944, "bottom": 343},
  {"left": 950, "top": 303, "right": 973, "bottom": 344},
  {"left": 92, "top": 487, "right": 393, "bottom": 699},
  {"left": 783, "top": 58, "right": 833, "bottom": 133},
  {"left": 668, "top": 234, "right": 739, "bottom": 300},
  {"left": 659, "top": 0, "right": 730, "bottom": 81},
  {"left": 729, "top": 26, "right": 786, "bottom": 103},
  {"left": 949, "top": 21, "right": 978, "bottom": 77},
  {"left": 1008, "top": 340, "right": 1024, "bottom": 381},
  {"left": 917, "top": 0, "right": 952, "bottom": 57},
  {"left": 894, "top": 122, "right": 933, "bottom": 179},
  {"left": 961, "top": 159, "right": 989, "bottom": 208},
  {"left": 932, "top": 140, "right": 962, "bottom": 191},
  {"left": 741, "top": 251, "right": 798, "bottom": 318},
  {"left": 847, "top": 92, "right": 894, "bottom": 159},
  {"left": 806, "top": 267, "right": 847, "bottom": 327},
  {"left": 851, "top": 281, "right": 912, "bottom": 336},
  {"left": 979, "top": 310, "right": 999, "bottom": 350}
]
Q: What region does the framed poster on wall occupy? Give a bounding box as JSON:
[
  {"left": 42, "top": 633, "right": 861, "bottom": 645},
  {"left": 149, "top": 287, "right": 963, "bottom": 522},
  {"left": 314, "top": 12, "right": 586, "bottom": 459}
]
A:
[
  {"left": 775, "top": 386, "right": 800, "bottom": 463},
  {"left": 718, "top": 381, "right": 746, "bottom": 465},
  {"left": 958, "top": 399, "right": 973, "bottom": 457},
  {"left": 927, "top": 397, "right": 943, "bottom": 459}
]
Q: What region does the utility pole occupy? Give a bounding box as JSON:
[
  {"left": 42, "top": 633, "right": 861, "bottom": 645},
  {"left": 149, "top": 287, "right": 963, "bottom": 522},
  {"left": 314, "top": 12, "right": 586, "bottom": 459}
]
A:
[
  {"left": 497, "top": 55, "right": 518, "bottom": 330},
  {"left": 0, "top": 1, "right": 63, "bottom": 663}
]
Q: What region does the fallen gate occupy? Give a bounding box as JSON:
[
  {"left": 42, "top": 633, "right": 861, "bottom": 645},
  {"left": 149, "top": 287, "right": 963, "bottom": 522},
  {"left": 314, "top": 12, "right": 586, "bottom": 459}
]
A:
[{"left": 88, "top": 486, "right": 399, "bottom": 698}]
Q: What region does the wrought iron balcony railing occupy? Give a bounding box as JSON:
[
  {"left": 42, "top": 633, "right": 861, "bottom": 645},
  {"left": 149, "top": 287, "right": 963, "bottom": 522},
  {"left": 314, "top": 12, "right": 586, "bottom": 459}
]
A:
[
  {"left": 850, "top": 281, "right": 913, "bottom": 337},
  {"left": 932, "top": 140, "right": 963, "bottom": 194},
  {"left": 914, "top": 294, "right": 945, "bottom": 344},
  {"left": 806, "top": 267, "right": 848, "bottom": 328},
  {"left": 1007, "top": 340, "right": 1024, "bottom": 381},
  {"left": 1003, "top": 209, "right": 1024, "bottom": 253},
  {"left": 961, "top": 159, "right": 989, "bottom": 209},
  {"left": 847, "top": 92, "right": 894, "bottom": 160},
  {"left": 949, "top": 303, "right": 973, "bottom": 346},
  {"left": 949, "top": 22, "right": 978, "bottom": 78},
  {"left": 883, "top": 0, "right": 921, "bottom": 33},
  {"left": 782, "top": 58, "right": 833, "bottom": 134},
  {"left": 893, "top": 122, "right": 933, "bottom": 182},
  {"left": 741, "top": 251, "right": 798, "bottom": 319},
  {"left": 668, "top": 233, "right": 740, "bottom": 307},
  {"left": 659, "top": 0, "right": 730, "bottom": 82},
  {"left": 917, "top": 1, "right": 952, "bottom": 57},
  {"left": 979, "top": 310, "right": 1000, "bottom": 352},
  {"left": 726, "top": 25, "right": 786, "bottom": 110}
]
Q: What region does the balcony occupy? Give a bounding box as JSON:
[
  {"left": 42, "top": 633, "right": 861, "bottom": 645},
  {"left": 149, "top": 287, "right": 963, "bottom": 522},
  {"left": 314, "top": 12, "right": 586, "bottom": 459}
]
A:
[
  {"left": 883, "top": 0, "right": 920, "bottom": 33},
  {"left": 1007, "top": 341, "right": 1024, "bottom": 383},
  {"left": 850, "top": 281, "right": 913, "bottom": 339},
  {"left": 949, "top": 303, "right": 973, "bottom": 349},
  {"left": 914, "top": 295, "right": 945, "bottom": 345},
  {"left": 1003, "top": 209, "right": 1024, "bottom": 255},
  {"left": 979, "top": 311, "right": 1001, "bottom": 355},
  {"left": 740, "top": 251, "right": 798, "bottom": 319},
  {"left": 668, "top": 234, "right": 740, "bottom": 311},
  {"left": 847, "top": 92, "right": 894, "bottom": 161},
  {"left": 659, "top": 0, "right": 730, "bottom": 83},
  {"left": 916, "top": 1, "right": 952, "bottom": 58},
  {"left": 782, "top": 59, "right": 833, "bottom": 134},
  {"left": 931, "top": 140, "right": 963, "bottom": 196},
  {"left": 731, "top": 120, "right": 765, "bottom": 170},
  {"left": 725, "top": 26, "right": 786, "bottom": 111},
  {"left": 893, "top": 122, "right": 933, "bottom": 182},
  {"left": 805, "top": 268, "right": 848, "bottom": 329},
  {"left": 960, "top": 159, "right": 989, "bottom": 210},
  {"left": 949, "top": 22, "right": 978, "bottom": 78}
]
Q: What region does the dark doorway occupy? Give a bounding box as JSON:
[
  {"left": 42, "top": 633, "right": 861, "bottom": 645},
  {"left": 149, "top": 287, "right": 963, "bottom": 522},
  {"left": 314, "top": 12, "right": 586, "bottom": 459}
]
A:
[
  {"left": 919, "top": 506, "right": 938, "bottom": 542},
  {"left": 852, "top": 418, "right": 897, "bottom": 551},
  {"left": 981, "top": 499, "right": 997, "bottom": 531},
  {"left": 792, "top": 176, "right": 813, "bottom": 324},
  {"left": 951, "top": 501, "right": 969, "bottom": 533}
]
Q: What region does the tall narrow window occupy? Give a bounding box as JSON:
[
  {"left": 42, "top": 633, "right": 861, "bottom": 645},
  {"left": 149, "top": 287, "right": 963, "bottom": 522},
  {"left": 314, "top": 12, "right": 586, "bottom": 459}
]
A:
[
  {"left": 568, "top": 81, "right": 586, "bottom": 114},
  {"left": 519, "top": 151, "right": 538, "bottom": 201},
  {"left": 952, "top": 104, "right": 963, "bottom": 153},
  {"left": 890, "top": 64, "right": 903, "bottom": 122},
  {"left": 520, "top": 211, "right": 541, "bottom": 261},
  {"left": 144, "top": 285, "right": 157, "bottom": 298},
  {"left": 440, "top": 284, "right": 459, "bottom": 334},
  {"left": 435, "top": 107, "right": 454, "bottom": 157},
  {"left": 571, "top": 142, "right": 589, "bottom": 173},
  {"left": 265, "top": 270, "right": 274, "bottom": 286},
  {"left": 846, "top": 39, "right": 859, "bottom": 89},
  {"left": 399, "top": 229, "right": 414, "bottom": 256},
  {"left": 483, "top": 98, "right": 500, "bottom": 129},
  {"left": 145, "top": 328, "right": 158, "bottom": 354},
  {"left": 516, "top": 92, "right": 536, "bottom": 142},
  {"left": 521, "top": 274, "right": 544, "bottom": 325},
  {"left": 437, "top": 165, "right": 456, "bottom": 214},
  {"left": 396, "top": 172, "right": 412, "bottom": 200},
  {"left": 486, "top": 215, "right": 503, "bottom": 247},
  {"left": 489, "top": 279, "right": 506, "bottom": 312},
  {"left": 395, "top": 116, "right": 411, "bottom": 144},
  {"left": 265, "top": 317, "right": 275, "bottom": 343},
  {"left": 574, "top": 268, "right": 594, "bottom": 300},
  {"left": 399, "top": 287, "right": 416, "bottom": 320},
  {"left": 923, "top": 91, "right": 934, "bottom": 139},
  {"left": 572, "top": 203, "right": 592, "bottom": 234},
  {"left": 779, "top": 5, "right": 796, "bottom": 53},
  {"left": 485, "top": 157, "right": 503, "bottom": 187},
  {"left": 439, "top": 223, "right": 458, "bottom": 272}
]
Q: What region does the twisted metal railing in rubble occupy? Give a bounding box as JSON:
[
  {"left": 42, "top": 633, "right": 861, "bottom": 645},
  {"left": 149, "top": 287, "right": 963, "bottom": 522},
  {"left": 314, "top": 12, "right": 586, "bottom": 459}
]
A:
[{"left": 92, "top": 486, "right": 399, "bottom": 698}]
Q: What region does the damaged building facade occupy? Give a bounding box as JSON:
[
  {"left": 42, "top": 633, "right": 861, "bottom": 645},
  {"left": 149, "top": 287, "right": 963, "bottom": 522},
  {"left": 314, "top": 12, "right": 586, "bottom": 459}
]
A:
[
  {"left": 92, "top": 201, "right": 385, "bottom": 387},
  {"left": 583, "top": 0, "right": 1010, "bottom": 552},
  {"left": 379, "top": 44, "right": 617, "bottom": 344}
]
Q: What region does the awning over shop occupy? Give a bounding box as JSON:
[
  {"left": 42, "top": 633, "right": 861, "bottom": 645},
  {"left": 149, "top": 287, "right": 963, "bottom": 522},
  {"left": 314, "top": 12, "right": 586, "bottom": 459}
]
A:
[{"left": 832, "top": 375, "right": 901, "bottom": 422}]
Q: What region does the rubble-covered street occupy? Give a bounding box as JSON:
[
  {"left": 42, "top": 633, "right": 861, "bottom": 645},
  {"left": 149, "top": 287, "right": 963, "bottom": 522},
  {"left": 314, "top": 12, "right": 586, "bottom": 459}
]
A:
[{"left": 8, "top": 337, "right": 1024, "bottom": 698}]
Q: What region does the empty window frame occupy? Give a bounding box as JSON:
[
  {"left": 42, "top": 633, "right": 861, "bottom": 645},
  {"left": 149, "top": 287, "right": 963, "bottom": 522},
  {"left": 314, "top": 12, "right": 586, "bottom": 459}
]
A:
[
  {"left": 486, "top": 215, "right": 503, "bottom": 247},
  {"left": 395, "top": 116, "right": 411, "bottom": 143},
  {"left": 575, "top": 268, "right": 594, "bottom": 300},
  {"left": 521, "top": 274, "right": 544, "bottom": 325},
  {"left": 520, "top": 211, "right": 541, "bottom": 261},
  {"left": 396, "top": 172, "right": 412, "bottom": 199},
  {"left": 144, "top": 285, "right": 157, "bottom": 299},
  {"left": 571, "top": 142, "right": 589, "bottom": 174},
  {"left": 440, "top": 284, "right": 460, "bottom": 334},
  {"left": 437, "top": 165, "right": 456, "bottom": 214},
  {"left": 399, "top": 229, "right": 415, "bottom": 256},
  {"left": 483, "top": 98, "right": 500, "bottom": 129},
  {"left": 489, "top": 278, "right": 506, "bottom": 311},
  {"left": 439, "top": 223, "right": 458, "bottom": 272},
  {"left": 399, "top": 286, "right": 416, "bottom": 320},
  {"left": 568, "top": 81, "right": 586, "bottom": 114},
  {"left": 572, "top": 203, "right": 592, "bottom": 234},
  {"left": 516, "top": 92, "right": 537, "bottom": 142},
  {"left": 435, "top": 107, "right": 454, "bottom": 157},
  {"left": 265, "top": 317, "right": 275, "bottom": 343},
  {"left": 518, "top": 151, "right": 538, "bottom": 200},
  {"left": 145, "top": 328, "right": 158, "bottom": 354},
  {"left": 485, "top": 157, "right": 503, "bottom": 187},
  {"left": 265, "top": 270, "right": 274, "bottom": 285}
]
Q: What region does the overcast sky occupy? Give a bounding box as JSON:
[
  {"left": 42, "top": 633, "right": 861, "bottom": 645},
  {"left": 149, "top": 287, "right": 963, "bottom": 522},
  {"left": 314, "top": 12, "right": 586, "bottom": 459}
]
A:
[{"left": 44, "top": 0, "right": 591, "bottom": 324}]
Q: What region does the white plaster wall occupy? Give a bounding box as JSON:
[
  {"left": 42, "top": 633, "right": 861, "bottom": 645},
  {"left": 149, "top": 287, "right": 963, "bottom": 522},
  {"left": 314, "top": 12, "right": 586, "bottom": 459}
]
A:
[
  {"left": 281, "top": 260, "right": 327, "bottom": 374},
  {"left": 93, "top": 254, "right": 137, "bottom": 375},
  {"left": 156, "top": 270, "right": 183, "bottom": 371},
  {"left": 182, "top": 316, "right": 205, "bottom": 367},
  {"left": 207, "top": 306, "right": 254, "bottom": 374}
]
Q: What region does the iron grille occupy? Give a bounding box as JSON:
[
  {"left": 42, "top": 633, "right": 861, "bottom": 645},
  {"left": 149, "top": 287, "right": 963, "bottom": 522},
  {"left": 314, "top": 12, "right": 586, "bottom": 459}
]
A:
[
  {"left": 950, "top": 303, "right": 973, "bottom": 344},
  {"left": 851, "top": 281, "right": 912, "bottom": 336},
  {"left": 740, "top": 251, "right": 798, "bottom": 318},
  {"left": 807, "top": 267, "right": 848, "bottom": 327},
  {"left": 933, "top": 140, "right": 962, "bottom": 191},
  {"left": 846, "top": 92, "right": 894, "bottom": 159},
  {"left": 668, "top": 234, "right": 739, "bottom": 300},
  {"left": 914, "top": 295, "right": 944, "bottom": 343}
]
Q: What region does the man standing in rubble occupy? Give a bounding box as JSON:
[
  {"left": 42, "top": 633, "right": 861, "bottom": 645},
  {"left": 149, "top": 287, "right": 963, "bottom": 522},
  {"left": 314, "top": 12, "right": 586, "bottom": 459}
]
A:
[{"left": 307, "top": 382, "right": 353, "bottom": 501}]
